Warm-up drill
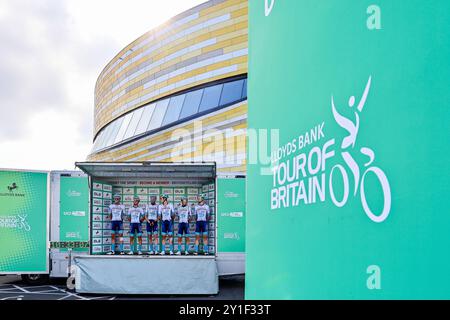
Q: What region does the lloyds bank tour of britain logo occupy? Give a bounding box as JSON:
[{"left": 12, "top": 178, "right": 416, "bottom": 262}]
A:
[
  {"left": 0, "top": 182, "right": 31, "bottom": 231},
  {"left": 0, "top": 214, "right": 31, "bottom": 231},
  {"left": 270, "top": 77, "right": 392, "bottom": 223}
]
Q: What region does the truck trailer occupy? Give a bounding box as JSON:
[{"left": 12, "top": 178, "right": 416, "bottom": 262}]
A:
[
  {"left": 0, "top": 169, "right": 89, "bottom": 285},
  {"left": 0, "top": 163, "right": 246, "bottom": 294},
  {"left": 73, "top": 162, "right": 245, "bottom": 295}
]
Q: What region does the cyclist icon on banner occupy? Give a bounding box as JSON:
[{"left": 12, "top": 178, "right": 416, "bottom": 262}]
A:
[{"left": 331, "top": 76, "right": 391, "bottom": 223}]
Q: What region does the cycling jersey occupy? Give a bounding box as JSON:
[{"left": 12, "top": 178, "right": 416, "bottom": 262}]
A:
[
  {"left": 194, "top": 204, "right": 210, "bottom": 222},
  {"left": 159, "top": 204, "right": 174, "bottom": 221},
  {"left": 146, "top": 203, "right": 159, "bottom": 221},
  {"left": 128, "top": 206, "right": 144, "bottom": 223},
  {"left": 176, "top": 205, "right": 191, "bottom": 223},
  {"left": 109, "top": 204, "right": 125, "bottom": 221}
]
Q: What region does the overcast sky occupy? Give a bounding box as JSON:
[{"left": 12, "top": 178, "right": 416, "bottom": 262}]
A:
[{"left": 0, "top": 0, "right": 206, "bottom": 171}]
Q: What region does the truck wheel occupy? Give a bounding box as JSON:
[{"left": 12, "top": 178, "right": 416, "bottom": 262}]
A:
[{"left": 21, "top": 274, "right": 49, "bottom": 286}]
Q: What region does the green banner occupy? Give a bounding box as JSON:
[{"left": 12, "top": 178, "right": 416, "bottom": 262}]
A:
[
  {"left": 60, "top": 176, "right": 89, "bottom": 252},
  {"left": 247, "top": 0, "right": 450, "bottom": 299},
  {"left": 0, "top": 171, "right": 48, "bottom": 273},
  {"left": 217, "top": 178, "right": 246, "bottom": 253}
]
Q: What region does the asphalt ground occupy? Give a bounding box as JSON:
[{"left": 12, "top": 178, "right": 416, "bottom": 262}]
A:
[{"left": 0, "top": 274, "right": 245, "bottom": 300}]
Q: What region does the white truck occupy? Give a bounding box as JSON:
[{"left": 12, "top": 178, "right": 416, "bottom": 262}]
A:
[
  {"left": 0, "top": 169, "right": 90, "bottom": 285},
  {"left": 72, "top": 162, "right": 245, "bottom": 294},
  {"left": 0, "top": 163, "right": 246, "bottom": 291}
]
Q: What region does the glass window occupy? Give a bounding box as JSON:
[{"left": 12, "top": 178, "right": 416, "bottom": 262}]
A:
[
  {"left": 147, "top": 99, "right": 170, "bottom": 131},
  {"left": 199, "top": 84, "right": 223, "bottom": 112},
  {"left": 135, "top": 103, "right": 156, "bottom": 136},
  {"left": 114, "top": 113, "right": 133, "bottom": 144},
  {"left": 98, "top": 123, "right": 115, "bottom": 150},
  {"left": 162, "top": 94, "right": 185, "bottom": 126},
  {"left": 97, "top": 129, "right": 110, "bottom": 150},
  {"left": 122, "top": 108, "right": 144, "bottom": 141},
  {"left": 180, "top": 89, "right": 203, "bottom": 119},
  {"left": 92, "top": 77, "right": 248, "bottom": 153},
  {"left": 220, "top": 80, "right": 244, "bottom": 106},
  {"left": 92, "top": 132, "right": 104, "bottom": 152},
  {"left": 94, "top": 128, "right": 109, "bottom": 150},
  {"left": 105, "top": 118, "right": 123, "bottom": 147}
]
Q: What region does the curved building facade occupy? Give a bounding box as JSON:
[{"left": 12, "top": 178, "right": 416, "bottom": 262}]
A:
[{"left": 88, "top": 0, "right": 248, "bottom": 176}]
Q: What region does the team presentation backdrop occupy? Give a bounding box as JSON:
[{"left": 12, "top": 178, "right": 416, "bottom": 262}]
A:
[
  {"left": 0, "top": 171, "right": 48, "bottom": 273},
  {"left": 91, "top": 182, "right": 216, "bottom": 255},
  {"left": 59, "top": 176, "right": 89, "bottom": 252},
  {"left": 247, "top": 0, "right": 450, "bottom": 299}
]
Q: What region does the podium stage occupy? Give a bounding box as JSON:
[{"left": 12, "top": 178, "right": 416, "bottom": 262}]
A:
[{"left": 74, "top": 255, "right": 219, "bottom": 295}]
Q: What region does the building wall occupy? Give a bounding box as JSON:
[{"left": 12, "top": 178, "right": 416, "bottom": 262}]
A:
[
  {"left": 89, "top": 0, "right": 248, "bottom": 175},
  {"left": 89, "top": 101, "right": 247, "bottom": 175}
]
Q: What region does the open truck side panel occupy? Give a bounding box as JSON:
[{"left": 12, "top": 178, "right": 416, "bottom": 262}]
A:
[
  {"left": 216, "top": 177, "right": 246, "bottom": 275},
  {"left": 49, "top": 171, "right": 89, "bottom": 278},
  {"left": 76, "top": 162, "right": 246, "bottom": 276},
  {"left": 74, "top": 162, "right": 220, "bottom": 294},
  {"left": 76, "top": 162, "right": 246, "bottom": 272},
  {"left": 76, "top": 162, "right": 218, "bottom": 256},
  {"left": 1, "top": 164, "right": 245, "bottom": 291},
  {"left": 0, "top": 169, "right": 50, "bottom": 275}
]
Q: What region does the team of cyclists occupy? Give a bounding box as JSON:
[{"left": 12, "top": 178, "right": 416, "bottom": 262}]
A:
[{"left": 107, "top": 193, "right": 210, "bottom": 256}]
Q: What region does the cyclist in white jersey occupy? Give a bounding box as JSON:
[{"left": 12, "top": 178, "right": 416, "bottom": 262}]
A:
[
  {"left": 159, "top": 195, "right": 174, "bottom": 255},
  {"left": 107, "top": 194, "right": 126, "bottom": 255},
  {"left": 175, "top": 197, "right": 192, "bottom": 255},
  {"left": 145, "top": 195, "right": 160, "bottom": 255},
  {"left": 194, "top": 195, "right": 210, "bottom": 255},
  {"left": 158, "top": 194, "right": 164, "bottom": 247},
  {"left": 127, "top": 196, "right": 145, "bottom": 255}
]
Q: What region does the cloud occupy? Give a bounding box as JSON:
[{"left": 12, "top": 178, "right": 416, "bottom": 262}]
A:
[
  {"left": 0, "top": 0, "right": 206, "bottom": 170},
  {"left": 0, "top": 110, "right": 91, "bottom": 170},
  {"left": 0, "top": 0, "right": 71, "bottom": 139},
  {"left": 0, "top": 0, "right": 115, "bottom": 148}
]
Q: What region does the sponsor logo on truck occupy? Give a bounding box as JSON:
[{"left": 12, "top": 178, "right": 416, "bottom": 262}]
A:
[
  {"left": 174, "top": 188, "right": 185, "bottom": 195},
  {"left": 66, "top": 189, "right": 82, "bottom": 197},
  {"left": 0, "top": 214, "right": 31, "bottom": 231},
  {"left": 7, "top": 182, "right": 18, "bottom": 192},
  {"left": 65, "top": 232, "right": 81, "bottom": 239},
  {"left": 63, "top": 211, "right": 86, "bottom": 217},
  {"left": 224, "top": 191, "right": 239, "bottom": 198},
  {"left": 221, "top": 212, "right": 244, "bottom": 218},
  {"left": 224, "top": 232, "right": 240, "bottom": 240},
  {"left": 0, "top": 183, "right": 25, "bottom": 197}
]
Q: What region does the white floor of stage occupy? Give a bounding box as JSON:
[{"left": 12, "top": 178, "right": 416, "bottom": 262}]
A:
[{"left": 78, "top": 255, "right": 215, "bottom": 259}]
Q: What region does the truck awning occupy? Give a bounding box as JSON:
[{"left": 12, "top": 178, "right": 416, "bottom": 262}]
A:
[{"left": 75, "top": 162, "right": 216, "bottom": 181}]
